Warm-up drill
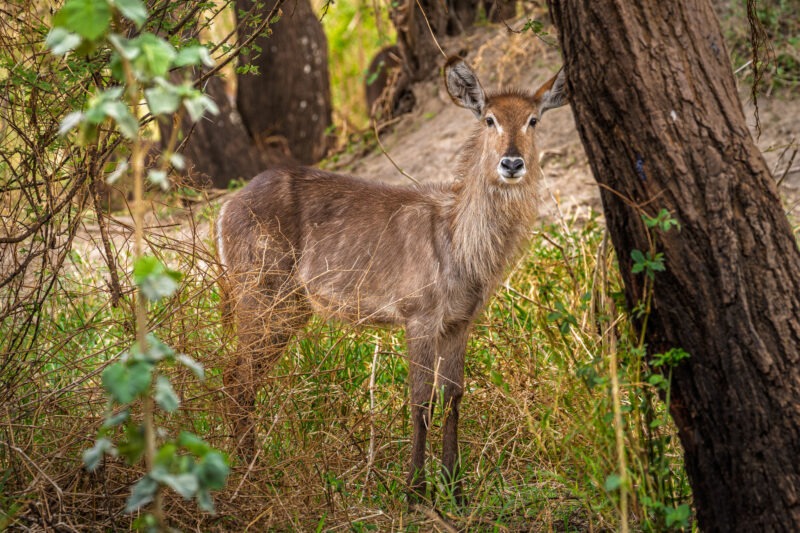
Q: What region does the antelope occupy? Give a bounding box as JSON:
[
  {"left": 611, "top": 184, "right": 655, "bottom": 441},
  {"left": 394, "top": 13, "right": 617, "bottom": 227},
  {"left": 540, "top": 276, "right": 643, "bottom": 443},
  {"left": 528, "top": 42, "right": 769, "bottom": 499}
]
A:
[{"left": 216, "top": 57, "right": 567, "bottom": 501}]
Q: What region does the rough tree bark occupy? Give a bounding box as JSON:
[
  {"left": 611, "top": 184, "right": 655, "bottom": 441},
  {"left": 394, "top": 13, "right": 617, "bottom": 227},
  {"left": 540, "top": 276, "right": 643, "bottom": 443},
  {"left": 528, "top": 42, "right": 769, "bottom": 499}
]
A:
[
  {"left": 160, "top": 75, "right": 280, "bottom": 189},
  {"left": 392, "top": 0, "right": 449, "bottom": 83},
  {"left": 548, "top": 1, "right": 800, "bottom": 530},
  {"left": 386, "top": 0, "right": 513, "bottom": 118},
  {"left": 486, "top": 0, "right": 516, "bottom": 23},
  {"left": 235, "top": 0, "right": 332, "bottom": 165},
  {"left": 152, "top": 0, "right": 291, "bottom": 189},
  {"left": 391, "top": 0, "right": 513, "bottom": 83}
]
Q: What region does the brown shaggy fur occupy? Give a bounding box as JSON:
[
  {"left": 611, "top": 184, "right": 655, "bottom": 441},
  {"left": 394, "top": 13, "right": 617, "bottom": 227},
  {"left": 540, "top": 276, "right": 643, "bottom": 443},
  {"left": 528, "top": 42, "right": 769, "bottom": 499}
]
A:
[{"left": 216, "top": 57, "right": 567, "bottom": 501}]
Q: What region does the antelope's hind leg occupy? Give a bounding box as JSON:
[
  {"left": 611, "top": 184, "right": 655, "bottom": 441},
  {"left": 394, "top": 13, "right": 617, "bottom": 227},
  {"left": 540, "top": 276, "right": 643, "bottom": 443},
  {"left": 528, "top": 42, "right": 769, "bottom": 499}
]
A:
[{"left": 223, "top": 273, "right": 308, "bottom": 457}]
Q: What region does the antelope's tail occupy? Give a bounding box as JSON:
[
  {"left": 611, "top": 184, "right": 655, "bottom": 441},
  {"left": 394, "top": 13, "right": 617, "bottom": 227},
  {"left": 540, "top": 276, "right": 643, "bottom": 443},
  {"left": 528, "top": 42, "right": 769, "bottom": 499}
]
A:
[{"left": 214, "top": 201, "right": 235, "bottom": 334}]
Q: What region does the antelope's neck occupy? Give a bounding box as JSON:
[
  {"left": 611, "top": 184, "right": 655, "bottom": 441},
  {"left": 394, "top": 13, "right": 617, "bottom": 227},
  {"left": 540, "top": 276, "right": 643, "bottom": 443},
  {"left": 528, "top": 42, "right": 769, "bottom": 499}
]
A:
[{"left": 449, "top": 174, "right": 539, "bottom": 285}]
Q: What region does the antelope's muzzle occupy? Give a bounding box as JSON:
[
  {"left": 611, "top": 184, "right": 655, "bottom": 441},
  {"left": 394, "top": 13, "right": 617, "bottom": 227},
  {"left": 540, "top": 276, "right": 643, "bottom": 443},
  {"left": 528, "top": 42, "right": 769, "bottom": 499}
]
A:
[{"left": 498, "top": 157, "right": 526, "bottom": 181}]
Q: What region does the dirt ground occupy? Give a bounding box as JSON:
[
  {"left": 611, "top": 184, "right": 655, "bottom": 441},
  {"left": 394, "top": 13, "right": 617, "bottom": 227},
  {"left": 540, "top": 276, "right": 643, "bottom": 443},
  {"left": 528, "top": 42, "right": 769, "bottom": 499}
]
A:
[{"left": 337, "top": 26, "right": 800, "bottom": 223}]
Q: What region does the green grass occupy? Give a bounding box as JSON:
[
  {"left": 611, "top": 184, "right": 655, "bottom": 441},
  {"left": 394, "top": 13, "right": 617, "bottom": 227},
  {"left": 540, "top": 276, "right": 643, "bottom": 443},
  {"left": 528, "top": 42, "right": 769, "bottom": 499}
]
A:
[
  {"left": 1, "top": 208, "right": 694, "bottom": 531},
  {"left": 317, "top": 0, "right": 396, "bottom": 133},
  {"left": 718, "top": 0, "right": 800, "bottom": 91}
]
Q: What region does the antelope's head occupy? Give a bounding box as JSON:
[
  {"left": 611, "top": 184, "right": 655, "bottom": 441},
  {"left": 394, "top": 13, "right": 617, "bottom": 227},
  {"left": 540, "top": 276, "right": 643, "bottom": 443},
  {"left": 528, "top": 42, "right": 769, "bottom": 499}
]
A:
[{"left": 445, "top": 57, "right": 567, "bottom": 186}]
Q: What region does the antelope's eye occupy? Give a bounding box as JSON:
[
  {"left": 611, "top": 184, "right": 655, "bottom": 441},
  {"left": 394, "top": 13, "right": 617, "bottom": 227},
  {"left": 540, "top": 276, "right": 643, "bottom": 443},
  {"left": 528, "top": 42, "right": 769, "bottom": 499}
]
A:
[
  {"left": 529, "top": 117, "right": 538, "bottom": 128},
  {"left": 486, "top": 116, "right": 495, "bottom": 127}
]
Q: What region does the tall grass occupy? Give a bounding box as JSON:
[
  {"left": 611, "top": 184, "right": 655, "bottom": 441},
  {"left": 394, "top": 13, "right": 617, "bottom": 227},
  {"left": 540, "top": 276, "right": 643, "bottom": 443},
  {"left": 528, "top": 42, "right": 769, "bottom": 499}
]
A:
[{"left": 1, "top": 201, "right": 693, "bottom": 530}]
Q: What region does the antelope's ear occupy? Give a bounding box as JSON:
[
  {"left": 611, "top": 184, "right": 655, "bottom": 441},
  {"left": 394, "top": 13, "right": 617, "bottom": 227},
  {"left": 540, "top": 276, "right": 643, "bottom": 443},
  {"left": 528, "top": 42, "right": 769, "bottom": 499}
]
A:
[
  {"left": 534, "top": 68, "right": 567, "bottom": 116},
  {"left": 444, "top": 57, "right": 486, "bottom": 118}
]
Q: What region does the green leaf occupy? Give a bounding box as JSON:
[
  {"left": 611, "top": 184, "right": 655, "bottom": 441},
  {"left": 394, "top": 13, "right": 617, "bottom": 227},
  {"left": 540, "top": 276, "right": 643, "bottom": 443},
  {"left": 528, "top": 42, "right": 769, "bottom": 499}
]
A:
[
  {"left": 132, "top": 34, "right": 176, "bottom": 79},
  {"left": 150, "top": 468, "right": 198, "bottom": 499},
  {"left": 84, "top": 92, "right": 113, "bottom": 124},
  {"left": 58, "top": 111, "right": 84, "bottom": 136},
  {"left": 183, "top": 94, "right": 219, "bottom": 122},
  {"left": 195, "top": 452, "right": 229, "bottom": 490},
  {"left": 145, "top": 82, "right": 181, "bottom": 115},
  {"left": 650, "top": 254, "right": 666, "bottom": 271},
  {"left": 102, "top": 100, "right": 139, "bottom": 139},
  {"left": 132, "top": 254, "right": 160, "bottom": 284},
  {"left": 102, "top": 408, "right": 130, "bottom": 428},
  {"left": 131, "top": 514, "right": 159, "bottom": 530},
  {"left": 665, "top": 503, "right": 691, "bottom": 528},
  {"left": 155, "top": 375, "right": 180, "bottom": 413},
  {"left": 630, "top": 249, "right": 645, "bottom": 264},
  {"left": 133, "top": 256, "right": 182, "bottom": 301},
  {"left": 101, "top": 361, "right": 128, "bottom": 402},
  {"left": 118, "top": 422, "right": 146, "bottom": 464},
  {"left": 172, "top": 82, "right": 200, "bottom": 98},
  {"left": 166, "top": 473, "right": 200, "bottom": 499},
  {"left": 650, "top": 347, "right": 690, "bottom": 368},
  {"left": 147, "top": 169, "right": 169, "bottom": 191},
  {"left": 153, "top": 443, "right": 177, "bottom": 469},
  {"left": 604, "top": 473, "right": 622, "bottom": 492},
  {"left": 131, "top": 334, "right": 176, "bottom": 363},
  {"left": 647, "top": 374, "right": 668, "bottom": 392},
  {"left": 128, "top": 360, "right": 154, "bottom": 398},
  {"left": 108, "top": 33, "right": 140, "bottom": 60},
  {"left": 83, "top": 437, "right": 114, "bottom": 471},
  {"left": 177, "top": 354, "right": 204, "bottom": 380},
  {"left": 489, "top": 369, "right": 509, "bottom": 393},
  {"left": 52, "top": 0, "right": 111, "bottom": 41},
  {"left": 102, "top": 360, "right": 153, "bottom": 404},
  {"left": 178, "top": 431, "right": 212, "bottom": 456},
  {"left": 106, "top": 159, "right": 129, "bottom": 184},
  {"left": 125, "top": 475, "right": 158, "bottom": 512},
  {"left": 80, "top": 88, "right": 138, "bottom": 138},
  {"left": 46, "top": 27, "right": 82, "bottom": 55},
  {"left": 84, "top": 105, "right": 106, "bottom": 125},
  {"left": 174, "top": 45, "right": 215, "bottom": 68},
  {"left": 196, "top": 489, "right": 215, "bottom": 513},
  {"left": 169, "top": 152, "right": 186, "bottom": 171},
  {"left": 112, "top": 0, "right": 147, "bottom": 28}
]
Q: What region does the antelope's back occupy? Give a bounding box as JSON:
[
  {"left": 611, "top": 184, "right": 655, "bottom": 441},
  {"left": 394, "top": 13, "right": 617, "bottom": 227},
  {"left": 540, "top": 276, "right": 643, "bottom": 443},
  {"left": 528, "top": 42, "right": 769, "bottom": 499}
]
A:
[{"left": 219, "top": 167, "right": 453, "bottom": 324}]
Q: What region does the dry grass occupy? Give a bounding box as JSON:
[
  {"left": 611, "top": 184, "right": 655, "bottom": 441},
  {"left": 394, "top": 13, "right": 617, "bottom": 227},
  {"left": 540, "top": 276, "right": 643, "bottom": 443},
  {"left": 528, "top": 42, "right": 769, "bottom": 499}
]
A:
[{"left": 1, "top": 194, "right": 692, "bottom": 530}]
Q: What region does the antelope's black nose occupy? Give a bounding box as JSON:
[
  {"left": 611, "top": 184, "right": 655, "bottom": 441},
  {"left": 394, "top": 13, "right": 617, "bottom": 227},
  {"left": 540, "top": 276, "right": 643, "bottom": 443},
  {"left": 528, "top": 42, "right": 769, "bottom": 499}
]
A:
[{"left": 499, "top": 157, "right": 526, "bottom": 179}]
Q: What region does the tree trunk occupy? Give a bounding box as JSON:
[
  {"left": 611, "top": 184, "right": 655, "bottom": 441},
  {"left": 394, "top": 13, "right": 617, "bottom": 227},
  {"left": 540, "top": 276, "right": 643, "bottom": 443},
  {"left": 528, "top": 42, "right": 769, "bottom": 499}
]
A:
[
  {"left": 235, "top": 0, "right": 332, "bottom": 165},
  {"left": 150, "top": 0, "right": 288, "bottom": 189},
  {"left": 392, "top": 0, "right": 449, "bottom": 83},
  {"left": 365, "top": 45, "right": 416, "bottom": 120},
  {"left": 484, "top": 0, "right": 516, "bottom": 23},
  {"left": 392, "top": 0, "right": 514, "bottom": 84},
  {"left": 548, "top": 1, "right": 800, "bottom": 531},
  {"left": 160, "top": 75, "right": 282, "bottom": 189}
]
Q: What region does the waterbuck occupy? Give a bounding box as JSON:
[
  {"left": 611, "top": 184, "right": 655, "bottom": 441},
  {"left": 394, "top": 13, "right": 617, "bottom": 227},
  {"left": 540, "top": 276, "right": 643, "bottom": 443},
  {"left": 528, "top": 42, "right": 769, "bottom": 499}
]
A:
[{"left": 216, "top": 57, "right": 567, "bottom": 501}]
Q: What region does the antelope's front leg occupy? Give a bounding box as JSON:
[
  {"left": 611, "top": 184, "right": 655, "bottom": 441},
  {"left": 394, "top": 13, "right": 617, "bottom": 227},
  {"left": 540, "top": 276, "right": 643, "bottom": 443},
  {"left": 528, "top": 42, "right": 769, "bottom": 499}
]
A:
[
  {"left": 438, "top": 321, "right": 470, "bottom": 504},
  {"left": 405, "top": 324, "right": 436, "bottom": 503}
]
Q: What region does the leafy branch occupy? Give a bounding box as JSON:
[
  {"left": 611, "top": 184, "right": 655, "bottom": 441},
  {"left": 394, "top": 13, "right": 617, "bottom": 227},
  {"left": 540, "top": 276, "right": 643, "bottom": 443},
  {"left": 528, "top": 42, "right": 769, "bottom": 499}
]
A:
[{"left": 47, "top": 0, "right": 227, "bottom": 527}]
